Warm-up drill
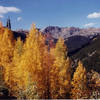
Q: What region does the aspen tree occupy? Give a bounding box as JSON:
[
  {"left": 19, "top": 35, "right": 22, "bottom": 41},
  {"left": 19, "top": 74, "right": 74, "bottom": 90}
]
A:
[
  {"left": 0, "top": 28, "right": 14, "bottom": 85},
  {"left": 8, "top": 38, "right": 24, "bottom": 95},
  {"left": 71, "top": 61, "right": 89, "bottom": 99},
  {"left": 14, "top": 24, "right": 42, "bottom": 99},
  {"left": 50, "top": 38, "right": 71, "bottom": 99}
]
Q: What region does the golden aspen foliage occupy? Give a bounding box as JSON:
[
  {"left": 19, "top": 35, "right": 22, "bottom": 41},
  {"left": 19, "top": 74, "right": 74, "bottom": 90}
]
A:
[
  {"left": 50, "top": 38, "right": 71, "bottom": 99},
  {"left": 40, "top": 47, "right": 54, "bottom": 99},
  {"left": 0, "top": 28, "right": 14, "bottom": 66},
  {"left": 6, "top": 38, "right": 24, "bottom": 95},
  {"left": 0, "top": 25, "right": 75, "bottom": 99},
  {"left": 0, "top": 28, "right": 14, "bottom": 85},
  {"left": 71, "top": 61, "right": 89, "bottom": 99},
  {"left": 11, "top": 24, "right": 44, "bottom": 99},
  {"left": 0, "top": 28, "right": 15, "bottom": 100}
]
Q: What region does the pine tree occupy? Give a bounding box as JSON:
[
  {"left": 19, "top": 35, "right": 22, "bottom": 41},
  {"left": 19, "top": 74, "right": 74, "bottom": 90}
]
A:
[
  {"left": 71, "top": 61, "right": 89, "bottom": 99},
  {"left": 6, "top": 18, "right": 11, "bottom": 29}
]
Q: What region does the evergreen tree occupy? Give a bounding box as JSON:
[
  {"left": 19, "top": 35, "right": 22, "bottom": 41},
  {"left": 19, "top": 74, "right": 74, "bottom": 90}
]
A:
[{"left": 6, "top": 18, "right": 11, "bottom": 29}]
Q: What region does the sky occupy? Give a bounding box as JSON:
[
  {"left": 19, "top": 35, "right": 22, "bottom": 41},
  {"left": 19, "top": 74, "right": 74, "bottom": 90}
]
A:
[{"left": 0, "top": 0, "right": 100, "bottom": 30}]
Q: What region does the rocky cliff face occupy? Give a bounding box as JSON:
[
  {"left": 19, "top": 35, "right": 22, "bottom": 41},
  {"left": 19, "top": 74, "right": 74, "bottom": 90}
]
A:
[
  {"left": 41, "top": 26, "right": 100, "bottom": 39},
  {"left": 41, "top": 26, "right": 100, "bottom": 53}
]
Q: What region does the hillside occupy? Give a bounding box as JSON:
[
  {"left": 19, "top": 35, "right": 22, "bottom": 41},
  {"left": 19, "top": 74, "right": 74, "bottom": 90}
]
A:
[{"left": 71, "top": 36, "right": 100, "bottom": 73}]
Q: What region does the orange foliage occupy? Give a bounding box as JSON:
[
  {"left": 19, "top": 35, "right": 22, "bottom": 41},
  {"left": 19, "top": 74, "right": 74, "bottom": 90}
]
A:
[
  {"left": 71, "top": 61, "right": 89, "bottom": 99},
  {"left": 50, "top": 38, "right": 71, "bottom": 99},
  {"left": 1, "top": 24, "right": 72, "bottom": 99},
  {"left": 0, "top": 27, "right": 15, "bottom": 94},
  {"left": 0, "top": 21, "right": 3, "bottom": 28}
]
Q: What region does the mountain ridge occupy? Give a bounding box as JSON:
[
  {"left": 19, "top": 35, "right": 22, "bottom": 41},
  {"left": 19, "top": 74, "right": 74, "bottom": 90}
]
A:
[{"left": 41, "top": 26, "right": 100, "bottom": 39}]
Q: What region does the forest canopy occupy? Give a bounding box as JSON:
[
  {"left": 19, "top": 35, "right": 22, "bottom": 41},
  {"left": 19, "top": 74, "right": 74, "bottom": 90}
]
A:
[{"left": 0, "top": 24, "right": 100, "bottom": 99}]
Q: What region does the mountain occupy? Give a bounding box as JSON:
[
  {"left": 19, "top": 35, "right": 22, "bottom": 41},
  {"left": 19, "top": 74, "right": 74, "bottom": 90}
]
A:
[
  {"left": 41, "top": 26, "right": 100, "bottom": 52},
  {"left": 71, "top": 36, "right": 100, "bottom": 73},
  {"left": 41, "top": 26, "right": 100, "bottom": 39},
  {"left": 65, "top": 35, "right": 90, "bottom": 54}
]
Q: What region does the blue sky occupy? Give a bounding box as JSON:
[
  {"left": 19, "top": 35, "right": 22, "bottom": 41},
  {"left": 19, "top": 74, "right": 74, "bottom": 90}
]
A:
[{"left": 0, "top": 0, "right": 100, "bottom": 30}]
